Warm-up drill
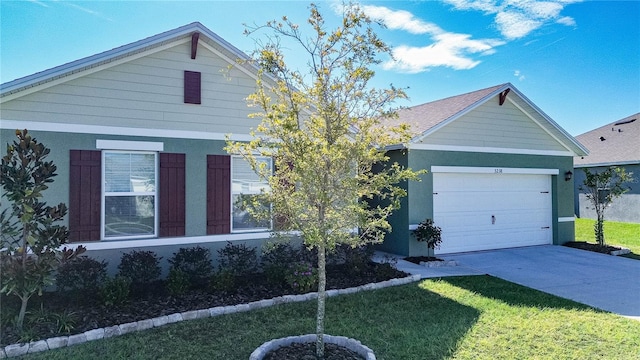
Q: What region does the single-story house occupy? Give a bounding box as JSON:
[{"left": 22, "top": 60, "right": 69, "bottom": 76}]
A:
[
  {"left": 573, "top": 113, "right": 640, "bottom": 223},
  {"left": 0, "top": 22, "right": 280, "bottom": 271},
  {"left": 1, "top": 23, "right": 588, "bottom": 266},
  {"left": 378, "top": 83, "right": 588, "bottom": 256}
]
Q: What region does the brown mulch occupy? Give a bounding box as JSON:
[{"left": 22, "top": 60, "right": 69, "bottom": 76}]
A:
[
  {"left": 0, "top": 262, "right": 407, "bottom": 346},
  {"left": 404, "top": 256, "right": 442, "bottom": 264},
  {"left": 563, "top": 241, "right": 624, "bottom": 254}
]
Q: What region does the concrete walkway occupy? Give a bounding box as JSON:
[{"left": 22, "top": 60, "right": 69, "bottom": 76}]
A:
[{"left": 377, "top": 245, "right": 640, "bottom": 320}]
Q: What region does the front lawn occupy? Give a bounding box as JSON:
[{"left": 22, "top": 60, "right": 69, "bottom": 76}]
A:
[
  {"left": 575, "top": 218, "right": 640, "bottom": 259},
  {"left": 20, "top": 276, "right": 640, "bottom": 360}
]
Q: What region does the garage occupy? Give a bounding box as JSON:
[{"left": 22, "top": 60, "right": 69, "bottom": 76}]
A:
[{"left": 432, "top": 167, "right": 555, "bottom": 254}]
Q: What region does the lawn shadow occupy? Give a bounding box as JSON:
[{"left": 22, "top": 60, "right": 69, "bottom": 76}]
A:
[
  {"left": 439, "top": 275, "right": 600, "bottom": 312},
  {"left": 325, "top": 282, "right": 481, "bottom": 360}
]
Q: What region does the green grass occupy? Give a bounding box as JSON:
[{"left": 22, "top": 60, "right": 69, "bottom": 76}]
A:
[
  {"left": 19, "top": 276, "right": 640, "bottom": 360},
  {"left": 575, "top": 218, "right": 640, "bottom": 259}
]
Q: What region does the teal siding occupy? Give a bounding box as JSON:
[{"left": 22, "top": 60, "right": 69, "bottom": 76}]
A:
[{"left": 381, "top": 148, "right": 576, "bottom": 256}]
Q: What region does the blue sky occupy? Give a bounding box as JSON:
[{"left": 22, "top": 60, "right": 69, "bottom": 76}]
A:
[{"left": 1, "top": 0, "right": 638, "bottom": 136}]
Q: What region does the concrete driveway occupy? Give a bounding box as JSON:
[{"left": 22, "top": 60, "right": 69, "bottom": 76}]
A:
[{"left": 386, "top": 245, "right": 640, "bottom": 319}]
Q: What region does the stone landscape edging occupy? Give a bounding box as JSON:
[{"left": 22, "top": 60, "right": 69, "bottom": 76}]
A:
[
  {"left": 0, "top": 274, "right": 421, "bottom": 358},
  {"left": 249, "top": 334, "right": 376, "bottom": 360}
]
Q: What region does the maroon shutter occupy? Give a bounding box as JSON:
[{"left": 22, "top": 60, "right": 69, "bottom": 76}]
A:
[
  {"left": 69, "top": 150, "right": 101, "bottom": 242},
  {"left": 184, "top": 71, "right": 201, "bottom": 104},
  {"left": 207, "top": 155, "right": 231, "bottom": 234},
  {"left": 159, "top": 153, "right": 186, "bottom": 237}
]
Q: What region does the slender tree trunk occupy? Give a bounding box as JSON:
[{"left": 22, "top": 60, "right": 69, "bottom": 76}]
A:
[
  {"left": 316, "top": 241, "right": 327, "bottom": 359},
  {"left": 18, "top": 294, "right": 29, "bottom": 331},
  {"left": 596, "top": 212, "right": 605, "bottom": 247}
]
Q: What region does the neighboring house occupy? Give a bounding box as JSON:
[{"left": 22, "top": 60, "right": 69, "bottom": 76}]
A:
[
  {"left": 0, "top": 23, "right": 589, "bottom": 264},
  {"left": 0, "top": 22, "right": 279, "bottom": 271},
  {"left": 378, "top": 83, "right": 588, "bottom": 256},
  {"left": 573, "top": 113, "right": 640, "bottom": 223}
]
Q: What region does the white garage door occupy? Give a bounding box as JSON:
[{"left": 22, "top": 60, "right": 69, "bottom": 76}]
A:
[{"left": 433, "top": 171, "right": 552, "bottom": 254}]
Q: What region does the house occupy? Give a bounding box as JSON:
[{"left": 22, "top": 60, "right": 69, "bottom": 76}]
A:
[
  {"left": 0, "top": 23, "right": 589, "bottom": 265},
  {"left": 573, "top": 113, "right": 640, "bottom": 223},
  {"left": 0, "top": 22, "right": 280, "bottom": 271},
  {"left": 378, "top": 83, "right": 588, "bottom": 256}
]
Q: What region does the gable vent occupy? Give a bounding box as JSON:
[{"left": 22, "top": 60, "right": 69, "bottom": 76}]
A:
[{"left": 184, "top": 71, "right": 201, "bottom": 104}]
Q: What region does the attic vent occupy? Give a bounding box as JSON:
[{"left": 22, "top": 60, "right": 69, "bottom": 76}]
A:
[
  {"left": 184, "top": 71, "right": 201, "bottom": 104},
  {"left": 614, "top": 118, "right": 636, "bottom": 126}
]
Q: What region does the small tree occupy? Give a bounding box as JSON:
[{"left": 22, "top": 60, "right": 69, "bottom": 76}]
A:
[
  {"left": 579, "top": 166, "right": 632, "bottom": 247},
  {"left": 414, "top": 219, "right": 442, "bottom": 252},
  {"left": 228, "top": 3, "right": 422, "bottom": 358},
  {"left": 0, "top": 129, "right": 85, "bottom": 330}
]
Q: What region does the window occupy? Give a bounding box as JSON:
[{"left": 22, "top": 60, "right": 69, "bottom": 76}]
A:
[
  {"left": 102, "top": 151, "right": 158, "bottom": 240},
  {"left": 231, "top": 156, "right": 272, "bottom": 232}
]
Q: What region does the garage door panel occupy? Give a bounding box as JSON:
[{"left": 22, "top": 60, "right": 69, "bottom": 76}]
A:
[{"left": 433, "top": 172, "right": 552, "bottom": 254}]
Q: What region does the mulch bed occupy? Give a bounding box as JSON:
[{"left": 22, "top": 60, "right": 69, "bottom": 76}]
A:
[
  {"left": 0, "top": 262, "right": 407, "bottom": 347},
  {"left": 404, "top": 256, "right": 442, "bottom": 264},
  {"left": 264, "top": 342, "right": 364, "bottom": 360},
  {"left": 563, "top": 241, "right": 624, "bottom": 254}
]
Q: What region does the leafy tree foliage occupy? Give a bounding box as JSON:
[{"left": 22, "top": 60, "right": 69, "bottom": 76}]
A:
[
  {"left": 579, "top": 167, "right": 632, "bottom": 246},
  {"left": 0, "top": 129, "right": 85, "bottom": 330},
  {"left": 227, "top": 3, "right": 422, "bottom": 358}
]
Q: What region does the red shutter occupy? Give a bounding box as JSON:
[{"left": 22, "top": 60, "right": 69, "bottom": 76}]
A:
[
  {"left": 69, "top": 150, "right": 101, "bottom": 242},
  {"left": 207, "top": 155, "right": 231, "bottom": 234},
  {"left": 159, "top": 153, "right": 186, "bottom": 237},
  {"left": 184, "top": 71, "right": 201, "bottom": 104}
]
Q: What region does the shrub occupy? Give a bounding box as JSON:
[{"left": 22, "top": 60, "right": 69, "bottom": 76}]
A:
[
  {"left": 335, "top": 244, "right": 374, "bottom": 275},
  {"left": 286, "top": 261, "right": 318, "bottom": 294},
  {"left": 217, "top": 242, "right": 258, "bottom": 278},
  {"left": 56, "top": 256, "right": 108, "bottom": 294},
  {"left": 209, "top": 270, "right": 236, "bottom": 293},
  {"left": 100, "top": 276, "right": 131, "bottom": 306},
  {"left": 261, "top": 242, "right": 299, "bottom": 285},
  {"left": 166, "top": 268, "right": 190, "bottom": 296},
  {"left": 117, "top": 250, "right": 162, "bottom": 285},
  {"left": 413, "top": 219, "right": 442, "bottom": 250},
  {"left": 168, "top": 246, "right": 213, "bottom": 288}
]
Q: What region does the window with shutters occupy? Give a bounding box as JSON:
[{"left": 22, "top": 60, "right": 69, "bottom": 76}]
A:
[
  {"left": 231, "top": 156, "right": 272, "bottom": 232},
  {"left": 102, "top": 151, "right": 158, "bottom": 240}
]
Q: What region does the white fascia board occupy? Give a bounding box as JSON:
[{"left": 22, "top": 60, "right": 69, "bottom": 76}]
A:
[
  {"left": 574, "top": 160, "right": 639, "bottom": 168},
  {"left": 0, "top": 119, "right": 254, "bottom": 142},
  {"left": 507, "top": 86, "right": 589, "bottom": 156},
  {"left": 97, "top": 140, "right": 164, "bottom": 152},
  {"left": 60, "top": 232, "right": 275, "bottom": 251},
  {"left": 408, "top": 143, "right": 574, "bottom": 157},
  {"left": 431, "top": 166, "right": 560, "bottom": 175},
  {"left": 558, "top": 217, "right": 575, "bottom": 222}
]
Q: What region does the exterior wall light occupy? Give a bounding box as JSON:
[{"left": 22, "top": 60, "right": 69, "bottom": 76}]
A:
[{"left": 565, "top": 171, "right": 573, "bottom": 181}]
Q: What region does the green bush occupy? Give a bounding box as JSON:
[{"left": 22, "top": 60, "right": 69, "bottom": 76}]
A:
[
  {"left": 166, "top": 268, "right": 190, "bottom": 296},
  {"left": 100, "top": 276, "right": 131, "bottom": 306},
  {"left": 261, "top": 242, "right": 299, "bottom": 285},
  {"left": 56, "top": 256, "right": 108, "bottom": 294},
  {"left": 117, "top": 250, "right": 161, "bottom": 285},
  {"left": 413, "top": 218, "right": 442, "bottom": 250},
  {"left": 209, "top": 270, "right": 236, "bottom": 293},
  {"left": 217, "top": 242, "right": 258, "bottom": 278},
  {"left": 285, "top": 261, "right": 318, "bottom": 294},
  {"left": 168, "top": 246, "right": 213, "bottom": 288}
]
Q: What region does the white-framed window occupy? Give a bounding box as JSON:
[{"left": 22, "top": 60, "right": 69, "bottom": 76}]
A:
[
  {"left": 102, "top": 151, "right": 158, "bottom": 240},
  {"left": 231, "top": 156, "right": 272, "bottom": 232}
]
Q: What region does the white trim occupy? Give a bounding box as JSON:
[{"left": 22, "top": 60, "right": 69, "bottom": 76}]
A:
[
  {"left": 431, "top": 166, "right": 560, "bottom": 175},
  {"left": 64, "top": 232, "right": 274, "bottom": 251},
  {"left": 408, "top": 143, "right": 573, "bottom": 156},
  {"left": 558, "top": 217, "right": 575, "bottom": 223},
  {"left": 97, "top": 140, "right": 164, "bottom": 152},
  {"left": 0, "top": 120, "right": 253, "bottom": 142},
  {"left": 574, "top": 161, "right": 639, "bottom": 168}
]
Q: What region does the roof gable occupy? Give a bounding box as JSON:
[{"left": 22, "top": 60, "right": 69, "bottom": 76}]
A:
[
  {"left": 1, "top": 22, "right": 258, "bottom": 100},
  {"left": 387, "top": 83, "right": 588, "bottom": 156},
  {"left": 574, "top": 113, "right": 640, "bottom": 167}
]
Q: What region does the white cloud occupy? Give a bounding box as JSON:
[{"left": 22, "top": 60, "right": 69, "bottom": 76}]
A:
[
  {"left": 514, "top": 70, "right": 526, "bottom": 81},
  {"left": 361, "top": 5, "right": 505, "bottom": 73},
  {"left": 442, "top": 0, "right": 581, "bottom": 39}
]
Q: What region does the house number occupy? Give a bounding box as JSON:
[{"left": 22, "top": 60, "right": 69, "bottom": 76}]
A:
[{"left": 494, "top": 168, "right": 503, "bottom": 174}]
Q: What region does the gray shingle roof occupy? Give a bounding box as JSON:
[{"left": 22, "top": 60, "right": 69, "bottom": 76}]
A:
[
  {"left": 386, "top": 83, "right": 505, "bottom": 138},
  {"left": 574, "top": 113, "right": 640, "bottom": 167}
]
